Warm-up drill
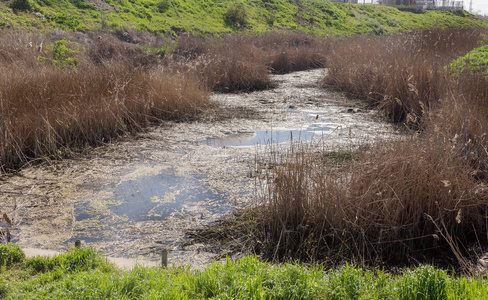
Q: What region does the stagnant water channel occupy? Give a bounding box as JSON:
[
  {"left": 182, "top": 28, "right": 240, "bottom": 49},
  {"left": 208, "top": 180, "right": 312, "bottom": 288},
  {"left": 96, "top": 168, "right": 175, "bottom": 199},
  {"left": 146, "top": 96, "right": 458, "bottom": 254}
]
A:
[{"left": 0, "top": 69, "right": 398, "bottom": 266}]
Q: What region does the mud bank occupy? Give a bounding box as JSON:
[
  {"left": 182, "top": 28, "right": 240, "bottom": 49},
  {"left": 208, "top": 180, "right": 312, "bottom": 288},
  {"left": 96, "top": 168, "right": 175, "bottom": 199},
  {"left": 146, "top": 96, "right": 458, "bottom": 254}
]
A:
[{"left": 0, "top": 69, "right": 398, "bottom": 267}]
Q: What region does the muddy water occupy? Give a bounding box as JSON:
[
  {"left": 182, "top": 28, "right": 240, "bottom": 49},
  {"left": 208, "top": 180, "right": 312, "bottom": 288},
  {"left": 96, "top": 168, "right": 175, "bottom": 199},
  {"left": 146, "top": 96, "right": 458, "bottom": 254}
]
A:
[{"left": 0, "top": 69, "right": 397, "bottom": 267}]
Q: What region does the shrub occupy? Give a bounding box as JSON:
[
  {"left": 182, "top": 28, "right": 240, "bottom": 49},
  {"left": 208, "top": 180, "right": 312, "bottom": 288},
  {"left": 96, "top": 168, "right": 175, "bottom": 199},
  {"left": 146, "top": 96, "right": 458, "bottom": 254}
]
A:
[
  {"left": 156, "top": 0, "right": 171, "bottom": 13},
  {"left": 225, "top": 3, "right": 248, "bottom": 27},
  {"left": 0, "top": 244, "right": 25, "bottom": 267},
  {"left": 39, "top": 38, "right": 79, "bottom": 69},
  {"left": 449, "top": 45, "right": 488, "bottom": 77},
  {"left": 53, "top": 13, "right": 80, "bottom": 30},
  {"left": 10, "top": 0, "right": 32, "bottom": 12}
]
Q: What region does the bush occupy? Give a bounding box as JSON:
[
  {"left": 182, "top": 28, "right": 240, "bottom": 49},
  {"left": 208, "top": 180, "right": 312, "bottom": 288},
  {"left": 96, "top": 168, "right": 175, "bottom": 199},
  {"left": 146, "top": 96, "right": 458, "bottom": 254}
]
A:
[
  {"left": 449, "top": 45, "right": 488, "bottom": 77},
  {"left": 39, "top": 38, "right": 79, "bottom": 69},
  {"left": 156, "top": 0, "right": 171, "bottom": 13},
  {"left": 0, "top": 244, "right": 25, "bottom": 267},
  {"left": 10, "top": 0, "right": 32, "bottom": 12},
  {"left": 225, "top": 3, "right": 248, "bottom": 27}
]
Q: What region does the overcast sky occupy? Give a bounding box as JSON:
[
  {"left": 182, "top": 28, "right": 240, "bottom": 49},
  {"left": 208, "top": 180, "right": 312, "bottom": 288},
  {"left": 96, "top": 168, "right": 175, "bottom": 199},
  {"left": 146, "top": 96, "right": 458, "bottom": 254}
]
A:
[{"left": 471, "top": 0, "right": 488, "bottom": 15}]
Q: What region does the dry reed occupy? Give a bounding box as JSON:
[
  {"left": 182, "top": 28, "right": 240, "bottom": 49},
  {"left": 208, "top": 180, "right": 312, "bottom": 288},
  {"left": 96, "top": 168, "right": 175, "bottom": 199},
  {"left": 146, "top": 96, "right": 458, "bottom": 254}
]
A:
[
  {"left": 0, "top": 32, "right": 209, "bottom": 170},
  {"left": 169, "top": 32, "right": 329, "bottom": 92},
  {"left": 325, "top": 29, "right": 486, "bottom": 125}
]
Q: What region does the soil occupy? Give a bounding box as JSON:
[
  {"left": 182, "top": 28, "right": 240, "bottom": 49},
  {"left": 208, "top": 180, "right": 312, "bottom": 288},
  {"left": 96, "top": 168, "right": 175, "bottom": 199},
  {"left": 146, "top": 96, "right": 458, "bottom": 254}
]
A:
[{"left": 0, "top": 69, "right": 398, "bottom": 268}]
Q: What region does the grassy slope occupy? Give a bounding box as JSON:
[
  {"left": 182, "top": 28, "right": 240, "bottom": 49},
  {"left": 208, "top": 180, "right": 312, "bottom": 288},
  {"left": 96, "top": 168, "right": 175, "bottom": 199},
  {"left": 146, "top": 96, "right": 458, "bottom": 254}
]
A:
[{"left": 0, "top": 0, "right": 486, "bottom": 35}]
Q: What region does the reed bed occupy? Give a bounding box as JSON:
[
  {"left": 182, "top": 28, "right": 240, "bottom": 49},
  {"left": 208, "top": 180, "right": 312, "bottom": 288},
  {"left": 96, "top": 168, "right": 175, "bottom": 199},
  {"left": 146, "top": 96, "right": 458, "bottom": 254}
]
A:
[
  {"left": 0, "top": 33, "right": 209, "bottom": 170},
  {"left": 258, "top": 29, "right": 488, "bottom": 266},
  {"left": 325, "top": 29, "right": 486, "bottom": 125},
  {"left": 258, "top": 137, "right": 486, "bottom": 266},
  {"left": 169, "top": 31, "right": 329, "bottom": 92},
  {"left": 192, "top": 28, "right": 488, "bottom": 268}
]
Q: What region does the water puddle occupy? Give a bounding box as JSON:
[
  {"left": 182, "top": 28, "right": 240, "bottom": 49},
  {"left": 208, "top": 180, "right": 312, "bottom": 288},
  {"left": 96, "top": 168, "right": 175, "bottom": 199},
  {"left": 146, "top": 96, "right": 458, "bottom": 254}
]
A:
[
  {"left": 70, "top": 169, "right": 230, "bottom": 246},
  {"left": 201, "top": 123, "right": 335, "bottom": 147}
]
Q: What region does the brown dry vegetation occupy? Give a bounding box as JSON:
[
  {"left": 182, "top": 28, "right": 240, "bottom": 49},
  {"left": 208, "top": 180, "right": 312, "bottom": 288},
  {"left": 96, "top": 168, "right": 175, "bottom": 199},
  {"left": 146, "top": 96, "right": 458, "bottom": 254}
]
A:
[
  {"left": 255, "top": 29, "right": 488, "bottom": 268},
  {"left": 169, "top": 32, "right": 329, "bottom": 92},
  {"left": 325, "top": 29, "right": 485, "bottom": 125},
  {"left": 0, "top": 30, "right": 329, "bottom": 170},
  {"left": 0, "top": 32, "right": 209, "bottom": 170},
  {"left": 191, "top": 29, "right": 488, "bottom": 270}
]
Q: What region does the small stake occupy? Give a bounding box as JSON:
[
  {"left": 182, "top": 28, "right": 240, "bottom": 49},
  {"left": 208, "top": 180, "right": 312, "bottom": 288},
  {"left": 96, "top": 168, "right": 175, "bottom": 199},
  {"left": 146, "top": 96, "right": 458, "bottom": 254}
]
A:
[
  {"left": 161, "top": 249, "right": 168, "bottom": 268},
  {"left": 75, "top": 240, "right": 81, "bottom": 248}
]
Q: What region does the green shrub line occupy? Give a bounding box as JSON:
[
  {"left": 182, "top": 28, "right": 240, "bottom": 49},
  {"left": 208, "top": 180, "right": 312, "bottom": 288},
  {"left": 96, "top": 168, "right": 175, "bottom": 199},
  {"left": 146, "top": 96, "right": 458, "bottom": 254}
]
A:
[{"left": 0, "top": 244, "right": 488, "bottom": 299}]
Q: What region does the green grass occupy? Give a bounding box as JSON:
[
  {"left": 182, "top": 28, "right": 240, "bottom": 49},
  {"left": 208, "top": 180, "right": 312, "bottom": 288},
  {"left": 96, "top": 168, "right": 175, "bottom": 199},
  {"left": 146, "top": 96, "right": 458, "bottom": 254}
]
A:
[
  {"left": 1, "top": 245, "right": 488, "bottom": 299},
  {"left": 0, "top": 0, "right": 486, "bottom": 35}
]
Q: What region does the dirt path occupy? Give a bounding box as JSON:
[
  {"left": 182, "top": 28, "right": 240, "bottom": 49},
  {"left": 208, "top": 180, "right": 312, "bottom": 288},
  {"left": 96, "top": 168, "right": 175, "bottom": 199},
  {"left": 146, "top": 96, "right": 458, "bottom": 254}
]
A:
[{"left": 0, "top": 69, "right": 398, "bottom": 267}]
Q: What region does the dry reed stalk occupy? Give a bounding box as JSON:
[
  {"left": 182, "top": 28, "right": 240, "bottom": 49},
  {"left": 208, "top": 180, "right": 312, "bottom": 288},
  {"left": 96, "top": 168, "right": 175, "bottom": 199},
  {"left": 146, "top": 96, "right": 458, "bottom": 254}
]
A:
[
  {"left": 256, "top": 138, "right": 486, "bottom": 266},
  {"left": 325, "top": 29, "right": 487, "bottom": 125},
  {"left": 0, "top": 33, "right": 209, "bottom": 170}
]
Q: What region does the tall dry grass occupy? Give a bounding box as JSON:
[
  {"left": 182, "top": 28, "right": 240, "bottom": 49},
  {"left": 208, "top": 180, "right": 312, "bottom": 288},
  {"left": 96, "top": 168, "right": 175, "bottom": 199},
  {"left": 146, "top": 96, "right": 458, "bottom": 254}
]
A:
[
  {"left": 0, "top": 32, "right": 209, "bottom": 170},
  {"left": 428, "top": 73, "right": 488, "bottom": 182},
  {"left": 251, "top": 137, "right": 487, "bottom": 266},
  {"left": 325, "top": 29, "right": 486, "bottom": 125},
  {"left": 209, "top": 29, "right": 488, "bottom": 268},
  {"left": 169, "top": 32, "right": 329, "bottom": 92}
]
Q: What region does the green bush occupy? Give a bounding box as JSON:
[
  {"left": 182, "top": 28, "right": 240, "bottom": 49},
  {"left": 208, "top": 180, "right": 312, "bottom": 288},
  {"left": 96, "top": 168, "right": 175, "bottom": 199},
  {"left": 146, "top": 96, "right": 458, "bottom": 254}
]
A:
[
  {"left": 449, "top": 45, "right": 488, "bottom": 76},
  {"left": 53, "top": 13, "right": 81, "bottom": 30},
  {"left": 70, "top": 0, "right": 96, "bottom": 10},
  {"left": 39, "top": 38, "right": 79, "bottom": 69},
  {"left": 10, "top": 0, "right": 32, "bottom": 12},
  {"left": 0, "top": 244, "right": 25, "bottom": 267},
  {"left": 225, "top": 2, "right": 248, "bottom": 27},
  {"left": 156, "top": 0, "right": 171, "bottom": 13}
]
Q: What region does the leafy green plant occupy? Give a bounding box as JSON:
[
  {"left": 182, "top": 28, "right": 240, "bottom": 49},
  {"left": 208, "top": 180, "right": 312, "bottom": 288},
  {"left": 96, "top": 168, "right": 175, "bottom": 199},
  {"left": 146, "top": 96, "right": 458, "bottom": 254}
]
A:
[
  {"left": 0, "top": 244, "right": 25, "bottom": 267},
  {"left": 69, "top": 0, "right": 96, "bottom": 10},
  {"left": 39, "top": 38, "right": 79, "bottom": 69},
  {"left": 53, "top": 13, "right": 80, "bottom": 30}
]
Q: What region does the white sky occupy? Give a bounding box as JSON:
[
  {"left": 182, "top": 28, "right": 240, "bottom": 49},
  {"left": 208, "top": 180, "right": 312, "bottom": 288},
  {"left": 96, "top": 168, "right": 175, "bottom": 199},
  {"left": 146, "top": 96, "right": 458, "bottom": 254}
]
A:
[{"left": 471, "top": 0, "right": 488, "bottom": 15}]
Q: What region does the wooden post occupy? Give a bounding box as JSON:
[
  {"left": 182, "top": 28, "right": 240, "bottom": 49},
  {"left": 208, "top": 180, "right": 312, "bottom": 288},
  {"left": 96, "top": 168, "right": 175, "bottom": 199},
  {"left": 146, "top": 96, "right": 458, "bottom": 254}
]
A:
[
  {"left": 75, "top": 240, "right": 81, "bottom": 248},
  {"left": 161, "top": 249, "right": 168, "bottom": 268}
]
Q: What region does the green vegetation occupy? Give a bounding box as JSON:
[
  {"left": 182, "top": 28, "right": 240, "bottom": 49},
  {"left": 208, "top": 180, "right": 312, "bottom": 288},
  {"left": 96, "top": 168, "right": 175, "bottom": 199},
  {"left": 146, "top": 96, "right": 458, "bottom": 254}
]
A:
[
  {"left": 1, "top": 245, "right": 488, "bottom": 299},
  {"left": 449, "top": 44, "right": 488, "bottom": 76},
  {"left": 39, "top": 38, "right": 79, "bottom": 68},
  {"left": 0, "top": 0, "right": 486, "bottom": 35}
]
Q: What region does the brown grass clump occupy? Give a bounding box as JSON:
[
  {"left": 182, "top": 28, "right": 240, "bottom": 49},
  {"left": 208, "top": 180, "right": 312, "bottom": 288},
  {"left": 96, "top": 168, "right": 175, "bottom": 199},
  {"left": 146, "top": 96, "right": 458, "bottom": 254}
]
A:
[
  {"left": 169, "top": 32, "right": 329, "bottom": 92},
  {"left": 0, "top": 32, "right": 209, "bottom": 170},
  {"left": 325, "top": 29, "right": 485, "bottom": 125},
  {"left": 254, "top": 32, "right": 329, "bottom": 74},
  {"left": 428, "top": 73, "right": 488, "bottom": 182},
  {"left": 242, "top": 138, "right": 486, "bottom": 266}
]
